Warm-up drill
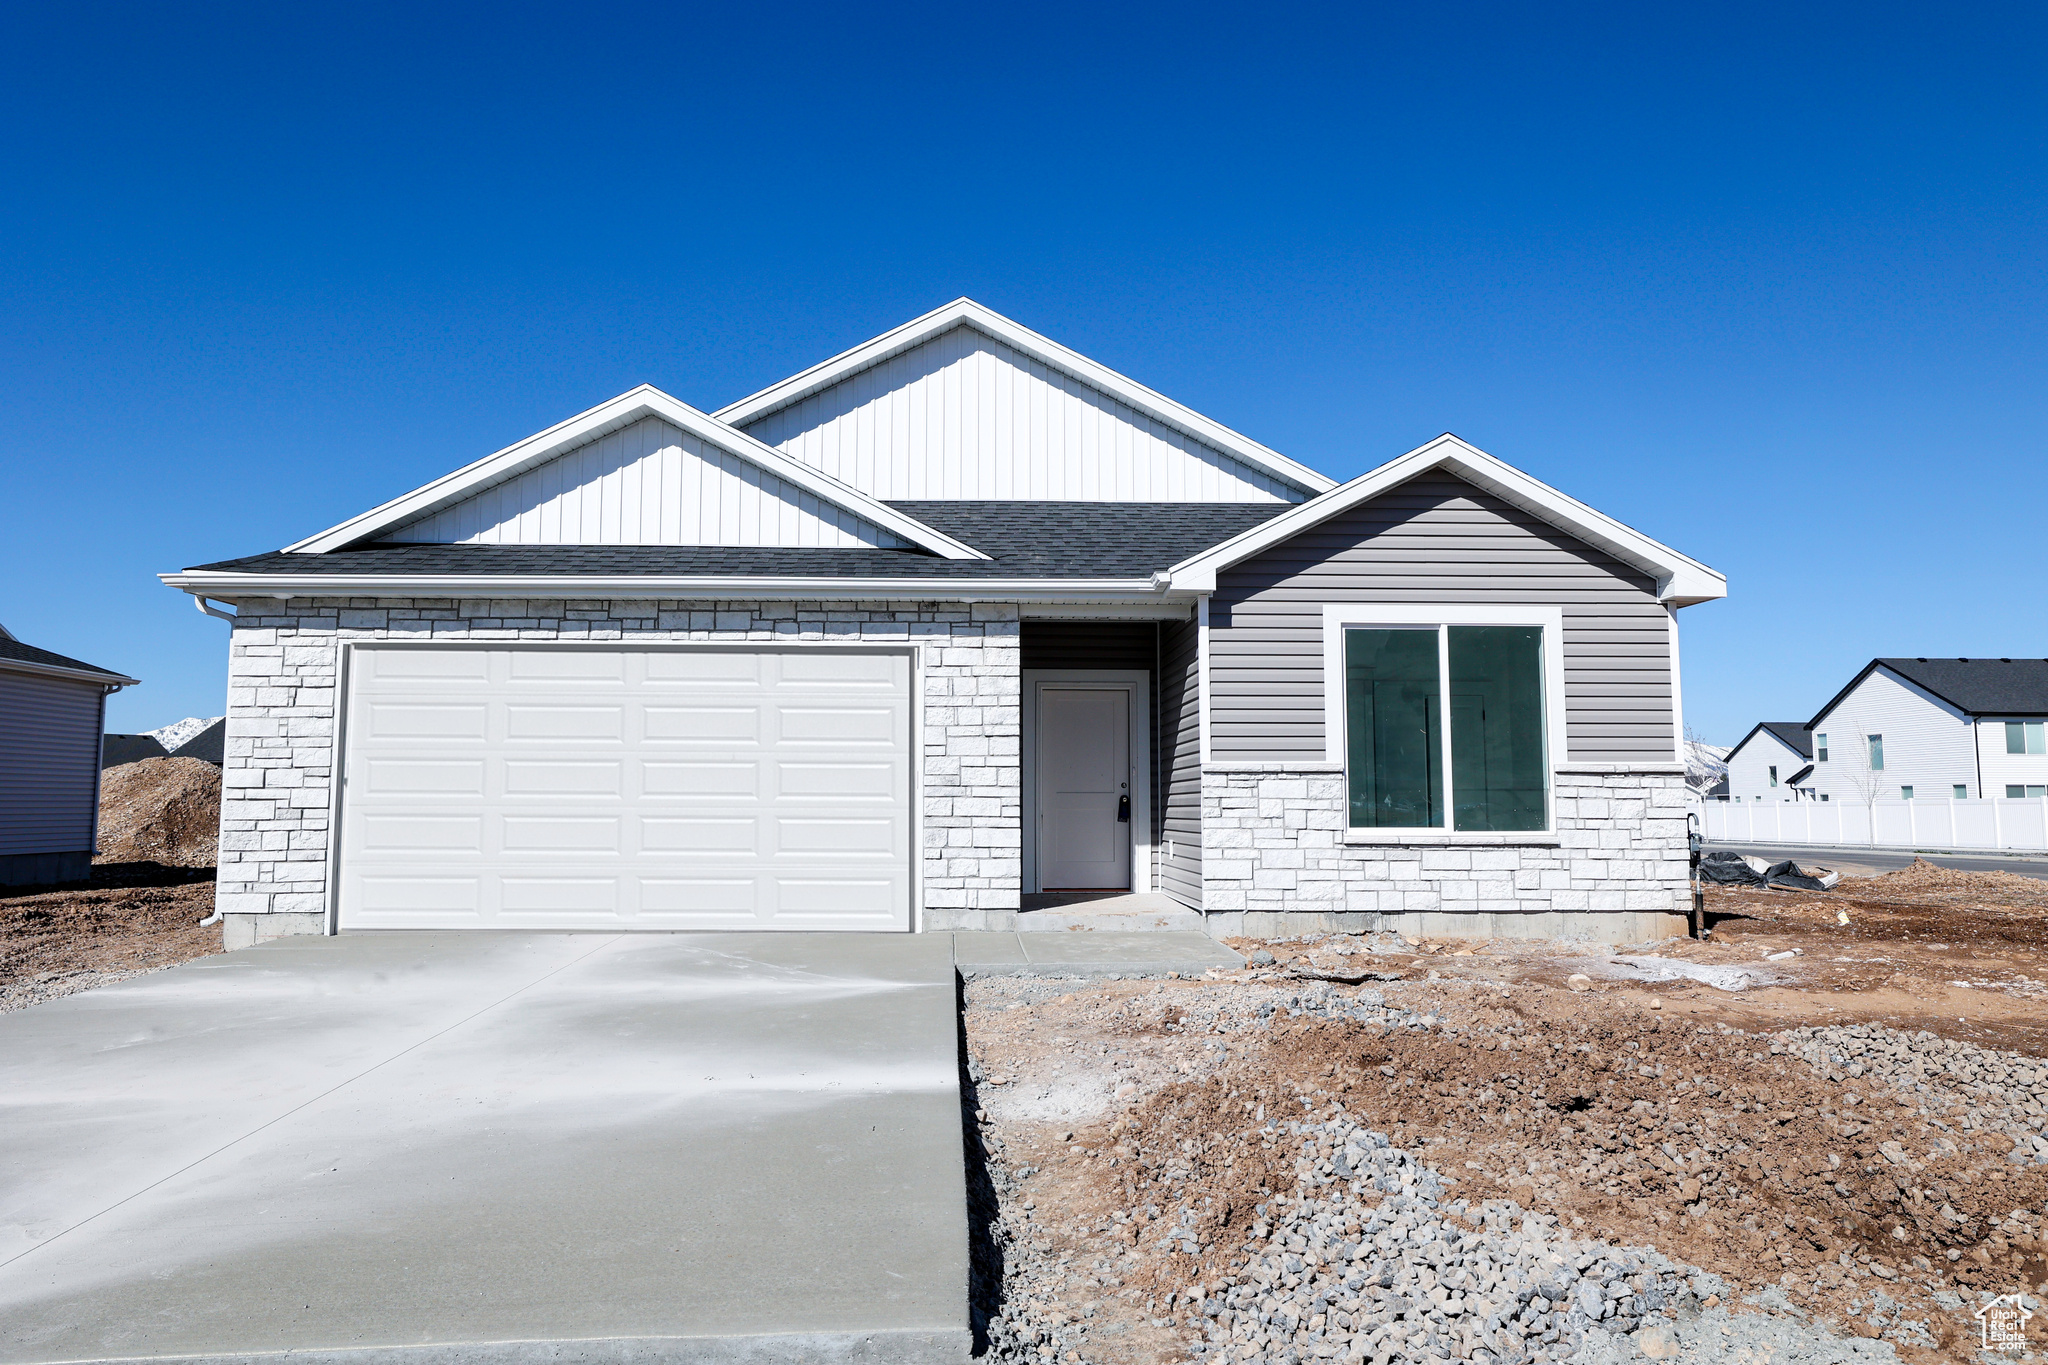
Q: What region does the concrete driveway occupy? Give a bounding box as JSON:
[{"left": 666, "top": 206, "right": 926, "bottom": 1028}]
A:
[{"left": 0, "top": 933, "right": 968, "bottom": 1365}]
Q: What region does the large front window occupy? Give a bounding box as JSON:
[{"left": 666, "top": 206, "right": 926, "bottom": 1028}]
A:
[{"left": 1343, "top": 623, "right": 1549, "bottom": 831}]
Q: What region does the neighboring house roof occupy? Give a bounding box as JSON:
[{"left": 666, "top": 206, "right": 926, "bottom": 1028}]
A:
[
  {"left": 0, "top": 635, "right": 137, "bottom": 687},
  {"left": 713, "top": 299, "right": 1336, "bottom": 501},
  {"left": 1727, "top": 721, "right": 1813, "bottom": 762},
  {"left": 282, "top": 386, "right": 989, "bottom": 561},
  {"left": 1807, "top": 657, "right": 2048, "bottom": 725},
  {"left": 1706, "top": 777, "right": 1729, "bottom": 798},
  {"left": 1785, "top": 765, "right": 1815, "bottom": 787},
  {"left": 1163, "top": 434, "right": 1727, "bottom": 606},
  {"left": 172, "top": 503, "right": 1289, "bottom": 598}
]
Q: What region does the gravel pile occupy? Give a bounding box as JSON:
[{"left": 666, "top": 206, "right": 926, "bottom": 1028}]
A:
[
  {"left": 1192, "top": 1116, "right": 1720, "bottom": 1364},
  {"left": 1773, "top": 1022, "right": 2048, "bottom": 1163}
]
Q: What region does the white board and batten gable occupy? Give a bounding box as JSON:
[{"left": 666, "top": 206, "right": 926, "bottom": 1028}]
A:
[
  {"left": 716, "top": 300, "right": 1334, "bottom": 504},
  {"left": 286, "top": 387, "right": 985, "bottom": 559},
  {"left": 379, "top": 414, "right": 910, "bottom": 550}
]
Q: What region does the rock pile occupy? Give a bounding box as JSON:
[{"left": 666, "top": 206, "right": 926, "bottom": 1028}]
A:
[
  {"left": 1193, "top": 1117, "right": 1716, "bottom": 1364},
  {"left": 1773, "top": 1023, "right": 2048, "bottom": 1164}
]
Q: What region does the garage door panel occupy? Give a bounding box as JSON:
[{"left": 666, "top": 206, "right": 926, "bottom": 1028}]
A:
[
  {"left": 779, "top": 653, "right": 898, "bottom": 687},
  {"left": 640, "top": 817, "right": 759, "bottom": 853},
  {"left": 776, "top": 762, "right": 896, "bottom": 801},
  {"left": 359, "top": 815, "right": 483, "bottom": 854},
  {"left": 777, "top": 817, "right": 900, "bottom": 856},
  {"left": 366, "top": 704, "right": 488, "bottom": 740},
  {"left": 643, "top": 706, "right": 760, "bottom": 743},
  {"left": 505, "top": 705, "right": 623, "bottom": 742},
  {"left": 499, "top": 878, "right": 622, "bottom": 916},
  {"left": 507, "top": 651, "right": 626, "bottom": 682},
  {"left": 354, "top": 877, "right": 482, "bottom": 916},
  {"left": 364, "top": 650, "right": 491, "bottom": 682},
  {"left": 363, "top": 760, "right": 485, "bottom": 796},
  {"left": 777, "top": 706, "right": 899, "bottom": 745},
  {"left": 641, "top": 761, "right": 759, "bottom": 799},
  {"left": 643, "top": 652, "right": 765, "bottom": 685},
  {"left": 502, "top": 760, "right": 622, "bottom": 797},
  {"left": 340, "top": 648, "right": 911, "bottom": 931}
]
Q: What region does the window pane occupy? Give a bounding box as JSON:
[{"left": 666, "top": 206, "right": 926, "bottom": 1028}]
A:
[
  {"left": 1345, "top": 628, "right": 1443, "bottom": 827},
  {"left": 1448, "top": 625, "right": 1547, "bottom": 832},
  {"left": 1954, "top": 785, "right": 1968, "bottom": 799},
  {"left": 2030, "top": 721, "right": 2047, "bottom": 755},
  {"left": 2009, "top": 721, "right": 2027, "bottom": 755},
  {"left": 1816, "top": 734, "right": 1829, "bottom": 761},
  {"left": 1868, "top": 734, "right": 1884, "bottom": 770},
  {"left": 1900, "top": 786, "right": 1913, "bottom": 800}
]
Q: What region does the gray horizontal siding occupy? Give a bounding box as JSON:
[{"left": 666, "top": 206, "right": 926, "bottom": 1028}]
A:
[
  {"left": 1210, "top": 474, "right": 1675, "bottom": 765},
  {"left": 1156, "top": 617, "right": 1202, "bottom": 907},
  {"left": 0, "top": 671, "right": 106, "bottom": 856}
]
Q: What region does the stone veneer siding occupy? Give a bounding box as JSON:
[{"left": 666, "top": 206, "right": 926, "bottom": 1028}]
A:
[
  {"left": 215, "top": 597, "right": 1022, "bottom": 944},
  {"left": 1199, "top": 765, "right": 1691, "bottom": 941}
]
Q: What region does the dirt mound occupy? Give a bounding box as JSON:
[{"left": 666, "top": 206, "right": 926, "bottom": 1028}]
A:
[
  {"left": 1843, "top": 857, "right": 2048, "bottom": 905},
  {"left": 96, "top": 757, "right": 221, "bottom": 867},
  {"left": 0, "top": 876, "right": 218, "bottom": 1011}
]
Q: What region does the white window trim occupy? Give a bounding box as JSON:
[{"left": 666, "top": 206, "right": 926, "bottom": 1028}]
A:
[{"left": 1320, "top": 604, "right": 1568, "bottom": 842}]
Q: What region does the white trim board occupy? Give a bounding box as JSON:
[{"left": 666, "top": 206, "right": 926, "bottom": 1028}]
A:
[
  {"left": 714, "top": 299, "right": 1336, "bottom": 500},
  {"left": 1021, "top": 670, "right": 1152, "bottom": 896},
  {"left": 1319, "top": 603, "right": 1570, "bottom": 837},
  {"left": 163, "top": 571, "right": 1195, "bottom": 604},
  {"left": 284, "top": 386, "right": 987, "bottom": 561},
  {"left": 1167, "top": 435, "right": 1727, "bottom": 607}
]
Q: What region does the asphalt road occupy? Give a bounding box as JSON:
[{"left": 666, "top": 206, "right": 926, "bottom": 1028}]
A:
[{"left": 1705, "top": 841, "right": 2048, "bottom": 881}]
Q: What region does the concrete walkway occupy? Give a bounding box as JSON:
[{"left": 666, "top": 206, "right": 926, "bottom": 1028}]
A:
[{"left": 0, "top": 933, "right": 968, "bottom": 1364}]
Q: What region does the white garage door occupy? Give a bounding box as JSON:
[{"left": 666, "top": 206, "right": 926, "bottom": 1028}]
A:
[{"left": 336, "top": 646, "right": 912, "bottom": 931}]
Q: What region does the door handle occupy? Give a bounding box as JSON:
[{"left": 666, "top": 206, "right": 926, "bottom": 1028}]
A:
[{"left": 1116, "top": 794, "right": 1131, "bottom": 823}]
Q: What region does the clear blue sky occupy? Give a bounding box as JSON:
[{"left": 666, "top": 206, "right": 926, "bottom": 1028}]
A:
[{"left": 3, "top": 2, "right": 2041, "bottom": 742}]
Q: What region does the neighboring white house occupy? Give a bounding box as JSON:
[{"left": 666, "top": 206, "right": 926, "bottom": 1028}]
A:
[
  {"left": 1802, "top": 658, "right": 2048, "bottom": 804},
  {"left": 1724, "top": 722, "right": 1815, "bottom": 803}
]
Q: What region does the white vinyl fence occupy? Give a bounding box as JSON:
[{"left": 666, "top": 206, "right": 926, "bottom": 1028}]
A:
[{"left": 1701, "top": 797, "right": 2048, "bottom": 852}]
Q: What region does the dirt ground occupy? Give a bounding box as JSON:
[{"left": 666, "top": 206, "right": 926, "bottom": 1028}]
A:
[
  {"left": 964, "top": 861, "right": 2048, "bottom": 1363},
  {"left": 0, "top": 758, "right": 223, "bottom": 1011}
]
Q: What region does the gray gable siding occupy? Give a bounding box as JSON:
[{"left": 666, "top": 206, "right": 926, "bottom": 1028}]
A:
[{"left": 1209, "top": 473, "right": 1676, "bottom": 765}]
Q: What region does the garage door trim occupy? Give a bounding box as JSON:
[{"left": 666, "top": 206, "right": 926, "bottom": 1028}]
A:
[{"left": 325, "top": 641, "right": 923, "bottom": 934}]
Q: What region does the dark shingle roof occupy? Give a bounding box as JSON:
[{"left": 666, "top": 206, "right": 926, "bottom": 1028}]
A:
[
  {"left": 1873, "top": 657, "right": 2048, "bottom": 717},
  {"left": 1730, "top": 721, "right": 1812, "bottom": 760},
  {"left": 0, "top": 636, "right": 131, "bottom": 682},
  {"left": 185, "top": 502, "right": 1291, "bottom": 580}
]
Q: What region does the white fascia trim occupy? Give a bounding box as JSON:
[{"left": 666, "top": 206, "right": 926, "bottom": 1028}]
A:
[
  {"left": 1165, "top": 434, "right": 1728, "bottom": 606},
  {"left": 1320, "top": 603, "right": 1569, "bottom": 769},
  {"left": 163, "top": 571, "right": 1192, "bottom": 605},
  {"left": 713, "top": 298, "right": 1337, "bottom": 499},
  {"left": 282, "top": 385, "right": 989, "bottom": 561},
  {"left": 0, "top": 655, "right": 138, "bottom": 688}
]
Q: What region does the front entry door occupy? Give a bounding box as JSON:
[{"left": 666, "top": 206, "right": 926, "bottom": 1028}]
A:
[{"left": 1037, "top": 688, "right": 1132, "bottom": 890}]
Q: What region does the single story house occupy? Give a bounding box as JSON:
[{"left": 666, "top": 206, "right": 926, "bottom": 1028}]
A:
[
  {"left": 1800, "top": 657, "right": 2048, "bottom": 803},
  {"left": 163, "top": 300, "right": 1725, "bottom": 947},
  {"left": 1723, "top": 721, "right": 1817, "bottom": 802},
  {"left": 0, "top": 623, "right": 138, "bottom": 886}
]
